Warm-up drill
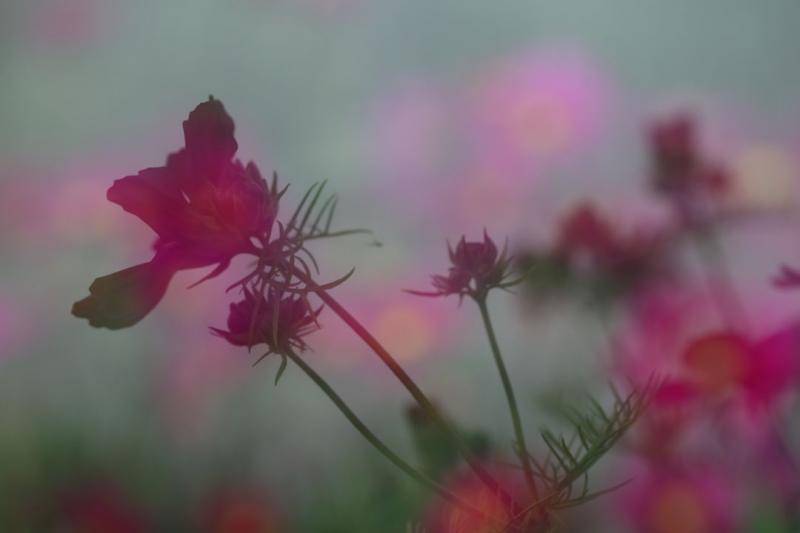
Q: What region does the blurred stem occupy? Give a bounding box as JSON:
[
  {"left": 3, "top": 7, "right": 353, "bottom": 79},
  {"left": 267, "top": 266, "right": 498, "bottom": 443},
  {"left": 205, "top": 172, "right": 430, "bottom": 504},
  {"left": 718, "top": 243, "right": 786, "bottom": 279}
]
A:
[
  {"left": 292, "top": 268, "right": 521, "bottom": 514},
  {"left": 283, "top": 347, "right": 490, "bottom": 522},
  {"left": 691, "top": 225, "right": 751, "bottom": 333},
  {"left": 475, "top": 295, "right": 540, "bottom": 503}
]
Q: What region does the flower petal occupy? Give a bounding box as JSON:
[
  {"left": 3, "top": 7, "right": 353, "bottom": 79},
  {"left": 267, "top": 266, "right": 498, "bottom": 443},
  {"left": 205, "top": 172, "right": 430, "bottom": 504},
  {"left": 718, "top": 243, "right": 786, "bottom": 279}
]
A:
[
  {"left": 71, "top": 256, "right": 177, "bottom": 330},
  {"left": 182, "top": 96, "right": 238, "bottom": 183},
  {"left": 106, "top": 166, "right": 185, "bottom": 238}
]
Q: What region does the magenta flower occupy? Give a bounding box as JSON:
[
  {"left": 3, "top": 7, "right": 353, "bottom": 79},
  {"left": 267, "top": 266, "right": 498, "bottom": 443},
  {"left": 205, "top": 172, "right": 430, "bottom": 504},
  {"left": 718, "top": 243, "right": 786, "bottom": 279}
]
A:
[
  {"left": 616, "top": 285, "right": 800, "bottom": 432},
  {"left": 58, "top": 482, "right": 147, "bottom": 533},
  {"left": 649, "top": 114, "right": 698, "bottom": 190},
  {"left": 211, "top": 288, "right": 321, "bottom": 358},
  {"left": 647, "top": 113, "right": 732, "bottom": 216},
  {"left": 72, "top": 97, "right": 277, "bottom": 329},
  {"left": 619, "top": 461, "right": 739, "bottom": 533},
  {"left": 549, "top": 201, "right": 671, "bottom": 297},
  {"left": 411, "top": 231, "right": 515, "bottom": 299},
  {"left": 669, "top": 326, "right": 800, "bottom": 417},
  {"left": 555, "top": 202, "right": 619, "bottom": 265}
]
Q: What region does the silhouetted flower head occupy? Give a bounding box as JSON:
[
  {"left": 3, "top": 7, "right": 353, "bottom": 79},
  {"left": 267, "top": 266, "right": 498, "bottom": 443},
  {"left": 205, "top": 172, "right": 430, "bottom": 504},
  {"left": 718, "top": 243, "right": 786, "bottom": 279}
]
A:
[
  {"left": 649, "top": 114, "right": 698, "bottom": 191},
  {"left": 431, "top": 268, "right": 472, "bottom": 297},
  {"left": 412, "top": 231, "right": 515, "bottom": 299},
  {"left": 647, "top": 113, "right": 732, "bottom": 223},
  {"left": 449, "top": 233, "right": 499, "bottom": 280},
  {"left": 556, "top": 202, "right": 619, "bottom": 265},
  {"left": 73, "top": 97, "right": 279, "bottom": 329},
  {"left": 547, "top": 202, "right": 672, "bottom": 299},
  {"left": 212, "top": 288, "right": 321, "bottom": 356}
]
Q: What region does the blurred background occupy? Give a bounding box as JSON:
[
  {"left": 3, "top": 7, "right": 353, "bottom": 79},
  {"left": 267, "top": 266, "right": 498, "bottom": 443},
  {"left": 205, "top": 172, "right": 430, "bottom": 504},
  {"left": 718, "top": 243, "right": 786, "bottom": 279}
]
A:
[{"left": 2, "top": 1, "right": 800, "bottom": 531}]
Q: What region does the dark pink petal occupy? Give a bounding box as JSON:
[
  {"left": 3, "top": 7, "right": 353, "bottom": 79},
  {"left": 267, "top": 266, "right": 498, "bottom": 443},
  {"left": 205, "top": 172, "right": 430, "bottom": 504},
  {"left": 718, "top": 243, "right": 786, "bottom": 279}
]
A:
[
  {"left": 106, "top": 166, "right": 185, "bottom": 238},
  {"left": 182, "top": 96, "right": 238, "bottom": 184},
  {"left": 744, "top": 322, "right": 800, "bottom": 406},
  {"left": 71, "top": 254, "right": 177, "bottom": 329},
  {"left": 773, "top": 265, "right": 800, "bottom": 289}
]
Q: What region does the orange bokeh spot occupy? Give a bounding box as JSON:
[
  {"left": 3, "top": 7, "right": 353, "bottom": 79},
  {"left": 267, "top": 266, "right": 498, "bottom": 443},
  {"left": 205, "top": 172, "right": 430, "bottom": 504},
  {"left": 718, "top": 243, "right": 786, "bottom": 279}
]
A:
[
  {"left": 372, "top": 304, "right": 435, "bottom": 362},
  {"left": 211, "top": 500, "right": 280, "bottom": 533},
  {"left": 682, "top": 332, "right": 749, "bottom": 393},
  {"left": 648, "top": 482, "right": 710, "bottom": 533},
  {"left": 508, "top": 94, "right": 573, "bottom": 158},
  {"left": 435, "top": 478, "right": 514, "bottom": 533}
]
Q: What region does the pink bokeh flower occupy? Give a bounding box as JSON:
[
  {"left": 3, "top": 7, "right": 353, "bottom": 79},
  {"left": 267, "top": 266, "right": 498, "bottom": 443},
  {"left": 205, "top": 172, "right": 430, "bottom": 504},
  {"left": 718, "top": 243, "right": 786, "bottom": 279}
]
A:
[
  {"left": 469, "top": 50, "right": 609, "bottom": 169},
  {"left": 619, "top": 461, "right": 739, "bottom": 533},
  {"left": 614, "top": 284, "right": 800, "bottom": 448},
  {"left": 423, "top": 464, "right": 528, "bottom": 533},
  {"left": 199, "top": 487, "right": 283, "bottom": 533},
  {"left": 57, "top": 481, "right": 147, "bottom": 533}
]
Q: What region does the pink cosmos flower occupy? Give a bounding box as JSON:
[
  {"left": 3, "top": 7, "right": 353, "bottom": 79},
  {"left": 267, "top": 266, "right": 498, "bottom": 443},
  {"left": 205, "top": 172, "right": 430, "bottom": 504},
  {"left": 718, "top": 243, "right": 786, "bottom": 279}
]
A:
[
  {"left": 72, "top": 97, "right": 277, "bottom": 329},
  {"left": 615, "top": 285, "right": 800, "bottom": 445},
  {"left": 619, "top": 461, "right": 739, "bottom": 533},
  {"left": 551, "top": 201, "right": 672, "bottom": 297},
  {"left": 469, "top": 51, "right": 609, "bottom": 170},
  {"left": 647, "top": 113, "right": 733, "bottom": 223},
  {"left": 423, "top": 464, "right": 528, "bottom": 533}
]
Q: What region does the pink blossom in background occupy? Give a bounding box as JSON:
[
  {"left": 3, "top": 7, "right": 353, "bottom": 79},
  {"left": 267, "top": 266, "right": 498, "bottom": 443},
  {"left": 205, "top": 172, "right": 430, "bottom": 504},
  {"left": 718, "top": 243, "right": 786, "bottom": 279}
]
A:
[
  {"left": 370, "top": 82, "right": 453, "bottom": 222},
  {"left": 613, "top": 284, "right": 722, "bottom": 387},
  {"left": 199, "top": 487, "right": 284, "bottom": 533},
  {"left": 619, "top": 460, "right": 739, "bottom": 533},
  {"left": 159, "top": 334, "right": 250, "bottom": 439},
  {"left": 614, "top": 281, "right": 800, "bottom": 457},
  {"left": 313, "top": 276, "right": 463, "bottom": 371},
  {"left": 26, "top": 0, "right": 109, "bottom": 51},
  {"left": 0, "top": 159, "right": 149, "bottom": 251},
  {"left": 444, "top": 50, "right": 611, "bottom": 234},
  {"left": 467, "top": 50, "right": 610, "bottom": 171},
  {"left": 57, "top": 481, "right": 147, "bottom": 533}
]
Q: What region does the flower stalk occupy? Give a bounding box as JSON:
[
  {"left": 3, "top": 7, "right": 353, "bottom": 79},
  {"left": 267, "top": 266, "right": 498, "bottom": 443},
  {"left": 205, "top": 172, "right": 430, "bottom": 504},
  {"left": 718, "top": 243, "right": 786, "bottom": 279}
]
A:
[
  {"left": 475, "top": 295, "right": 539, "bottom": 503},
  {"left": 282, "top": 347, "right": 491, "bottom": 523},
  {"left": 293, "top": 269, "right": 521, "bottom": 514}
]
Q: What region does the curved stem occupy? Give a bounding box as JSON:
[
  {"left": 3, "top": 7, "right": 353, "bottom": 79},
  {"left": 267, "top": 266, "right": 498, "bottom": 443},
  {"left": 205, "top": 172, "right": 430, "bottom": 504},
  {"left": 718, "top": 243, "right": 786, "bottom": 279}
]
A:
[
  {"left": 291, "top": 268, "right": 520, "bottom": 514},
  {"left": 476, "top": 295, "right": 539, "bottom": 503},
  {"left": 283, "top": 348, "right": 490, "bottom": 522}
]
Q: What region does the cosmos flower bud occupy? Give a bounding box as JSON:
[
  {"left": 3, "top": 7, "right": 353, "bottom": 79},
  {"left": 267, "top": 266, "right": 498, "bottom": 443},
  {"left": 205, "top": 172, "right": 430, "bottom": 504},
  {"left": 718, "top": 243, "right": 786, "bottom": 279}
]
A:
[
  {"left": 411, "top": 231, "right": 514, "bottom": 299},
  {"left": 449, "top": 232, "right": 499, "bottom": 279},
  {"left": 649, "top": 114, "right": 698, "bottom": 193},
  {"left": 211, "top": 288, "right": 321, "bottom": 356}
]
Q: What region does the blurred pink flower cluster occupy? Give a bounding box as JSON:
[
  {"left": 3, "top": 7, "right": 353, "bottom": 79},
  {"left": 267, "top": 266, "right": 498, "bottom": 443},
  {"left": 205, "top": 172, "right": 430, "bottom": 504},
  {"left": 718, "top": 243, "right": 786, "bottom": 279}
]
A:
[{"left": 372, "top": 50, "right": 610, "bottom": 235}]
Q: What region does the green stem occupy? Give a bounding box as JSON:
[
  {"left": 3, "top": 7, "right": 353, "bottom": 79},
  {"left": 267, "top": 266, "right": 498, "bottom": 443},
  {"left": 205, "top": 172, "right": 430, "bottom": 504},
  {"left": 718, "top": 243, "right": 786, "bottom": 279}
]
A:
[
  {"left": 476, "top": 295, "right": 539, "bottom": 503},
  {"left": 283, "top": 348, "right": 489, "bottom": 522},
  {"left": 691, "top": 227, "right": 750, "bottom": 333},
  {"left": 291, "top": 269, "right": 520, "bottom": 514}
]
